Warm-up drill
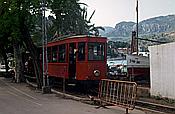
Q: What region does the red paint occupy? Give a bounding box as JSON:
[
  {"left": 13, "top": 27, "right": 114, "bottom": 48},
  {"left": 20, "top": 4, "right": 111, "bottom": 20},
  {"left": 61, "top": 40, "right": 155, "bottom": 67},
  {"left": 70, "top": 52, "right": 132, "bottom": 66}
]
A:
[
  {"left": 76, "top": 61, "right": 107, "bottom": 80},
  {"left": 45, "top": 35, "right": 107, "bottom": 81}
]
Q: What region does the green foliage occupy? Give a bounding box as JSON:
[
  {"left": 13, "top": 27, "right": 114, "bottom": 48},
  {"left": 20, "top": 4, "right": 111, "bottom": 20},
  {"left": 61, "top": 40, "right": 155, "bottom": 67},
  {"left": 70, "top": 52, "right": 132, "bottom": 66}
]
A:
[
  {"left": 0, "top": 1, "right": 41, "bottom": 70},
  {"left": 48, "top": 0, "right": 85, "bottom": 35},
  {"left": 47, "top": 0, "right": 104, "bottom": 37},
  {"left": 0, "top": 0, "right": 40, "bottom": 41},
  {"left": 0, "top": 0, "right": 105, "bottom": 54}
]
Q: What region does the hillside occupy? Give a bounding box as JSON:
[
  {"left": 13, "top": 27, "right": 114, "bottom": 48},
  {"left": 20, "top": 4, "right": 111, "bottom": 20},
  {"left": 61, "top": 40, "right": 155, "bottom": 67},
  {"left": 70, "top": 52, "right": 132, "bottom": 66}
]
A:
[{"left": 100, "top": 15, "right": 175, "bottom": 42}]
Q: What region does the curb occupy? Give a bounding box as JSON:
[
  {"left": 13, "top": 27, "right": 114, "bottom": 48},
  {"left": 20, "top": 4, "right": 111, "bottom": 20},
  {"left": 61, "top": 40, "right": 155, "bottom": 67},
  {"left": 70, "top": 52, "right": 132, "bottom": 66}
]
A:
[{"left": 26, "top": 80, "right": 90, "bottom": 102}]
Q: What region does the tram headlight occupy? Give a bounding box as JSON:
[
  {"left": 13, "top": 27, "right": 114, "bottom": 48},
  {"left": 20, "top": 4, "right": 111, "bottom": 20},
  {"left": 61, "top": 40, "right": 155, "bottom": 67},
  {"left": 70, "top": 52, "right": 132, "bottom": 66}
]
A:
[{"left": 94, "top": 70, "right": 100, "bottom": 77}]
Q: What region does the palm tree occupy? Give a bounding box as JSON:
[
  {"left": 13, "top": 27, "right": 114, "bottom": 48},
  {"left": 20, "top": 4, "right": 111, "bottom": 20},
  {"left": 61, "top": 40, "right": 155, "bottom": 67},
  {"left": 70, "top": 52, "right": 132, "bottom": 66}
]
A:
[{"left": 48, "top": 0, "right": 105, "bottom": 37}]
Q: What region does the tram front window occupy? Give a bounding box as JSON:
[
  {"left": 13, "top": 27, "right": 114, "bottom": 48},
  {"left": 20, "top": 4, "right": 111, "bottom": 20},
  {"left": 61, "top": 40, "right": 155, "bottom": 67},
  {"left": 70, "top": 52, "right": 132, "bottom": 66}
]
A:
[{"left": 88, "top": 43, "right": 104, "bottom": 61}]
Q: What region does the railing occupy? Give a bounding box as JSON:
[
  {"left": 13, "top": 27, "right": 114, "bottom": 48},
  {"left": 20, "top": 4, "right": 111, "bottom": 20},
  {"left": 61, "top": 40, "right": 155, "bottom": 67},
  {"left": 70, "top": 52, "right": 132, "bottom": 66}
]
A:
[{"left": 98, "top": 79, "right": 137, "bottom": 114}]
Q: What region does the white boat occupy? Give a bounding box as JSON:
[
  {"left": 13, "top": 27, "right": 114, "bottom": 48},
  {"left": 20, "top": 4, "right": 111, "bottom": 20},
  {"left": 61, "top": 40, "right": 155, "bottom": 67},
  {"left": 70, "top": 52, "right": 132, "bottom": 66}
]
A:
[
  {"left": 107, "top": 54, "right": 150, "bottom": 81},
  {"left": 126, "top": 54, "right": 150, "bottom": 81}
]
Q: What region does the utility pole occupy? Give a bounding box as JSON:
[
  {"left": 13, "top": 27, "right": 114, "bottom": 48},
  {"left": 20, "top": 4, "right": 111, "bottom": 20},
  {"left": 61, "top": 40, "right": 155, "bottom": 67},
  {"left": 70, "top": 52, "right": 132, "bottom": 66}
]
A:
[{"left": 42, "top": 0, "right": 50, "bottom": 93}]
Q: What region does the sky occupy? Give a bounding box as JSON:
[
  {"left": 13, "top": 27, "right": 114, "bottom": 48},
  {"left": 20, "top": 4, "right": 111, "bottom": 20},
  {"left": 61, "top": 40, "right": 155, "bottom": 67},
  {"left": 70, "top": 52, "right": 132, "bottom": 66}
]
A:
[{"left": 80, "top": 0, "right": 175, "bottom": 27}]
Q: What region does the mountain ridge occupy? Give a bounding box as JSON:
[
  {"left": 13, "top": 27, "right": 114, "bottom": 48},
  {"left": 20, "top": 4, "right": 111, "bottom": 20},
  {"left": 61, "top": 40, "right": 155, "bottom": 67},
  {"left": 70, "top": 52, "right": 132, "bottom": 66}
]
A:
[{"left": 100, "top": 15, "right": 175, "bottom": 40}]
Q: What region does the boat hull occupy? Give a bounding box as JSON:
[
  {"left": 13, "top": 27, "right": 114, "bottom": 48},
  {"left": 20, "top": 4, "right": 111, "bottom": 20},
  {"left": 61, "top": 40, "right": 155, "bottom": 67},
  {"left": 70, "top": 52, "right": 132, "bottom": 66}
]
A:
[{"left": 126, "top": 54, "right": 150, "bottom": 81}]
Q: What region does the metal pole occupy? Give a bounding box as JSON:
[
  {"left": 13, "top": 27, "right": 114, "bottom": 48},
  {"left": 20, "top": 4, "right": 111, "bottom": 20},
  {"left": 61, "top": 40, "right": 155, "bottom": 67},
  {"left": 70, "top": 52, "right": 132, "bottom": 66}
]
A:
[
  {"left": 42, "top": 0, "right": 50, "bottom": 93},
  {"left": 136, "top": 0, "right": 139, "bottom": 55},
  {"left": 42, "top": 0, "right": 45, "bottom": 87},
  {"left": 44, "top": 0, "right": 48, "bottom": 86},
  {"left": 42, "top": 0, "right": 48, "bottom": 87}
]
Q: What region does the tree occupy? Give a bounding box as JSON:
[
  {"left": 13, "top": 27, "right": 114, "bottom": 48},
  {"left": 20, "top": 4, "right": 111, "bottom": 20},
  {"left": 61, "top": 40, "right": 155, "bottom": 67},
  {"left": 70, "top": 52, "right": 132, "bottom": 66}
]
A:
[
  {"left": 48, "top": 0, "right": 104, "bottom": 37},
  {"left": 48, "top": 0, "right": 86, "bottom": 35},
  {"left": 0, "top": 1, "right": 15, "bottom": 76},
  {"left": 0, "top": 0, "right": 104, "bottom": 87},
  {"left": 0, "top": 0, "right": 42, "bottom": 87}
]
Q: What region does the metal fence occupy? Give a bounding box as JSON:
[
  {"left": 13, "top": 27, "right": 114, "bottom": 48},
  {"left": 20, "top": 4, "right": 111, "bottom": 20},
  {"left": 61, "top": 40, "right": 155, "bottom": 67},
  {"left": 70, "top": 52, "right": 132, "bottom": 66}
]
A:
[{"left": 98, "top": 79, "right": 137, "bottom": 114}]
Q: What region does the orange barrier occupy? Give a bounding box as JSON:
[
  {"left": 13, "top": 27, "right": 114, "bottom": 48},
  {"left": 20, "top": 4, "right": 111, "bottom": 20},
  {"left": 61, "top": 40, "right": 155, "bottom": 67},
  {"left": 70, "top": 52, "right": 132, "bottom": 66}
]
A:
[{"left": 98, "top": 79, "right": 137, "bottom": 114}]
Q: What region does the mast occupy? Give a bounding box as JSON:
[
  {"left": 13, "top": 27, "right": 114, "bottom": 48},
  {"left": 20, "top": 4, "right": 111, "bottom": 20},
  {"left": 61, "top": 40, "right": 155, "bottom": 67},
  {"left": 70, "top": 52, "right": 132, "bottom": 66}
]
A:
[{"left": 136, "top": 0, "right": 139, "bottom": 55}]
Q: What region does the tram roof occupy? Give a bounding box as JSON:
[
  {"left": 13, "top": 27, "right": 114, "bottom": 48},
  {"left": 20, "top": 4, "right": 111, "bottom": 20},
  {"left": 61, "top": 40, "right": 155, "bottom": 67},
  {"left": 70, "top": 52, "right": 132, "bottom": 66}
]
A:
[
  {"left": 38, "top": 35, "right": 107, "bottom": 48},
  {"left": 50, "top": 34, "right": 107, "bottom": 43}
]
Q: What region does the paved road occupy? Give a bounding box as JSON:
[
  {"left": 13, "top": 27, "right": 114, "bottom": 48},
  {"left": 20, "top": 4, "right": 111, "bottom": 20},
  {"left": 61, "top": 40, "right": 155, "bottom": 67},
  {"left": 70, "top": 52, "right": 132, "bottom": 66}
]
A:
[{"left": 0, "top": 77, "right": 160, "bottom": 114}]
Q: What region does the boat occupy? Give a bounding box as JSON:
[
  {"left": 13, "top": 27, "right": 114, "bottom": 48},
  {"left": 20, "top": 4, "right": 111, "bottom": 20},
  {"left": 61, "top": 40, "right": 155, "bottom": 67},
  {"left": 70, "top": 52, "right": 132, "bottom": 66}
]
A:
[
  {"left": 126, "top": 54, "right": 150, "bottom": 81},
  {"left": 107, "top": 53, "right": 150, "bottom": 81}
]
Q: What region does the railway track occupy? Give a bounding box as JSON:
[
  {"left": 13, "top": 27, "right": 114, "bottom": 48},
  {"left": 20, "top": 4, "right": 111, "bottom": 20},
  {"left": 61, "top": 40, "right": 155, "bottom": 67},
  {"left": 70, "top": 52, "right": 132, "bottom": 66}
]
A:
[{"left": 136, "top": 100, "right": 175, "bottom": 114}]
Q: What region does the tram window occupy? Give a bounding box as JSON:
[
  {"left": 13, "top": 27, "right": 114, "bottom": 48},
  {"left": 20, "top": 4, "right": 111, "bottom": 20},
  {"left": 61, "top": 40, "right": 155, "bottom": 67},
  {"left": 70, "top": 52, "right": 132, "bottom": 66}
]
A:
[
  {"left": 88, "top": 43, "right": 104, "bottom": 61},
  {"left": 58, "top": 44, "right": 66, "bottom": 63},
  {"left": 47, "top": 47, "right": 51, "bottom": 63},
  {"left": 52, "top": 46, "right": 58, "bottom": 62},
  {"left": 78, "top": 42, "right": 85, "bottom": 61}
]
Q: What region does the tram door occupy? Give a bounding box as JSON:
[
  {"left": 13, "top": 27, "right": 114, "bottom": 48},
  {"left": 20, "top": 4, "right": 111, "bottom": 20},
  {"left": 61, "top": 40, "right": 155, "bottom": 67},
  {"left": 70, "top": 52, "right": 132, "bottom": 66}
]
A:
[{"left": 68, "top": 43, "right": 76, "bottom": 79}]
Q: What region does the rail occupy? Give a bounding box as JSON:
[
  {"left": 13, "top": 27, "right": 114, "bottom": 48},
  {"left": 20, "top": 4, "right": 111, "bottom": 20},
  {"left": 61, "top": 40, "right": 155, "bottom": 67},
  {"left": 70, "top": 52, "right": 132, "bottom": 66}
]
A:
[
  {"left": 136, "top": 100, "right": 175, "bottom": 113},
  {"left": 98, "top": 79, "right": 137, "bottom": 114}
]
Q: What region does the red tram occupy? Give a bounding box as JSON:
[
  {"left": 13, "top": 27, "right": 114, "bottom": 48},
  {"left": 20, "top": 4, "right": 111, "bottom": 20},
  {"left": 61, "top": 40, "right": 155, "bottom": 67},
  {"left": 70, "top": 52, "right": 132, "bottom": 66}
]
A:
[{"left": 44, "top": 35, "right": 107, "bottom": 86}]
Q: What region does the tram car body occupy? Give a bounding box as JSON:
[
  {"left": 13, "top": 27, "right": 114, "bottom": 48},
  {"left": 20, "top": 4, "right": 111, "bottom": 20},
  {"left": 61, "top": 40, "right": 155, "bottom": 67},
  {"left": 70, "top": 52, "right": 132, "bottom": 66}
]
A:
[{"left": 44, "top": 35, "right": 107, "bottom": 86}]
